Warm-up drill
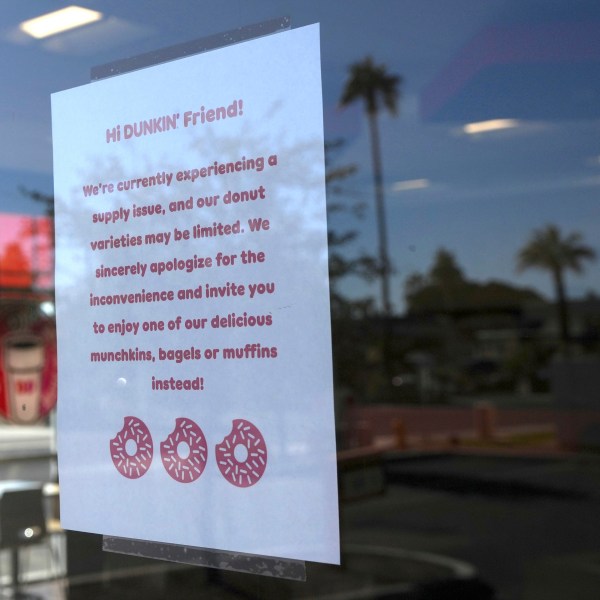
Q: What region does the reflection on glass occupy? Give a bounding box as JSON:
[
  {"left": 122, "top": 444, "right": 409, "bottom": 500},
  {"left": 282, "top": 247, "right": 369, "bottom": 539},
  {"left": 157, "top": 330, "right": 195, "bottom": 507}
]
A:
[
  {"left": 0, "top": 1, "right": 599, "bottom": 598},
  {"left": 0, "top": 214, "right": 53, "bottom": 291},
  {"left": 19, "top": 6, "right": 103, "bottom": 39}
]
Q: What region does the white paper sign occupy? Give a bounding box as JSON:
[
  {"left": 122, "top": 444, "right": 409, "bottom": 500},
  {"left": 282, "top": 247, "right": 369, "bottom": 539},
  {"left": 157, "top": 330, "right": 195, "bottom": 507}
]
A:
[{"left": 52, "top": 24, "right": 339, "bottom": 565}]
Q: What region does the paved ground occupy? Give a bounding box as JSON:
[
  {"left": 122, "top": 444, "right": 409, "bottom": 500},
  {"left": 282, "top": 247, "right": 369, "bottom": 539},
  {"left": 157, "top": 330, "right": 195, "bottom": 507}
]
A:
[
  {"left": 346, "top": 453, "right": 600, "bottom": 600},
  {"left": 2, "top": 425, "right": 600, "bottom": 599}
]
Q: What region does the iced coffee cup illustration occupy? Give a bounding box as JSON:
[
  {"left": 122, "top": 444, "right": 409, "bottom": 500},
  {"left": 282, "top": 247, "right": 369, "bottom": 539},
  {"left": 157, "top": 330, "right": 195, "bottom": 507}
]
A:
[{"left": 3, "top": 334, "right": 45, "bottom": 424}]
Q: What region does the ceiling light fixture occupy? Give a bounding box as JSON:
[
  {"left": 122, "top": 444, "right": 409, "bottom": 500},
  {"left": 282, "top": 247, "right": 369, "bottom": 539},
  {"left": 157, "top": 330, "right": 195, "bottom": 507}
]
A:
[
  {"left": 463, "top": 118, "right": 520, "bottom": 135},
  {"left": 392, "top": 178, "right": 430, "bottom": 192},
  {"left": 19, "top": 6, "right": 103, "bottom": 39}
]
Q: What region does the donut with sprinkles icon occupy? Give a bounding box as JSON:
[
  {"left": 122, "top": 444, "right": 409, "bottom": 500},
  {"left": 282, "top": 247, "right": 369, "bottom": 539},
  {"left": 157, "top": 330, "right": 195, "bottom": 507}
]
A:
[
  {"left": 215, "top": 419, "right": 267, "bottom": 487},
  {"left": 160, "top": 417, "right": 208, "bottom": 483},
  {"left": 110, "top": 416, "right": 153, "bottom": 479}
]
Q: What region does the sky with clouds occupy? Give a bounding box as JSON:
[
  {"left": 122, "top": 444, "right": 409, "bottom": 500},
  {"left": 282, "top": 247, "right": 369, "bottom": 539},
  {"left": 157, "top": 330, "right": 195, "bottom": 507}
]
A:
[{"left": 1, "top": 0, "right": 599, "bottom": 312}]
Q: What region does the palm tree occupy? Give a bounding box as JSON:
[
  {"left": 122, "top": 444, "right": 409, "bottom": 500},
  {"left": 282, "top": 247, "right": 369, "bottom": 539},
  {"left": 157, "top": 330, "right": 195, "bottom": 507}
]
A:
[
  {"left": 339, "top": 57, "right": 401, "bottom": 318},
  {"left": 517, "top": 224, "right": 596, "bottom": 346}
]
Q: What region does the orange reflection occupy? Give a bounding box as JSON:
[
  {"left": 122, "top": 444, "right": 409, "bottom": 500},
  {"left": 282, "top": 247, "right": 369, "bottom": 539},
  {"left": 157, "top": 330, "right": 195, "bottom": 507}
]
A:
[{"left": 0, "top": 213, "right": 53, "bottom": 290}]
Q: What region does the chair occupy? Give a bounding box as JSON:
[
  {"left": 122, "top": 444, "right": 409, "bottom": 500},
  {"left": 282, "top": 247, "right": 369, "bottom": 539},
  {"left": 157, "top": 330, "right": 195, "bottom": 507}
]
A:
[{"left": 0, "top": 485, "right": 47, "bottom": 598}]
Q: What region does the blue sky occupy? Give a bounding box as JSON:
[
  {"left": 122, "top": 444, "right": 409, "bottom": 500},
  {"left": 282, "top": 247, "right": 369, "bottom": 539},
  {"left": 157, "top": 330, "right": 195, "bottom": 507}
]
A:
[{"left": 2, "top": 0, "right": 599, "bottom": 312}]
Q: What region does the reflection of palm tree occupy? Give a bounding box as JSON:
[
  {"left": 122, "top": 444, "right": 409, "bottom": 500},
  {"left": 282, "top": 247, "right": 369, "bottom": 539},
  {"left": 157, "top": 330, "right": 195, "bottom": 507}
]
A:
[
  {"left": 517, "top": 224, "right": 596, "bottom": 345},
  {"left": 340, "top": 57, "right": 401, "bottom": 317}
]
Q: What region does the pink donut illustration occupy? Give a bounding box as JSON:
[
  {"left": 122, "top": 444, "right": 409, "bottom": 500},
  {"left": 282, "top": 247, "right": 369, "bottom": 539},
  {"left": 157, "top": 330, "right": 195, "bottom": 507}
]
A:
[
  {"left": 160, "top": 417, "right": 208, "bottom": 483},
  {"left": 110, "top": 416, "right": 153, "bottom": 479},
  {"left": 216, "top": 419, "right": 267, "bottom": 487}
]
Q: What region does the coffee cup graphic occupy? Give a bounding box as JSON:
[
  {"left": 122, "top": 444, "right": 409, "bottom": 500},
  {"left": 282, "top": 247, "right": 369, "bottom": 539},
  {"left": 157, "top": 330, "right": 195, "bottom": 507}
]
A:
[{"left": 3, "top": 334, "right": 45, "bottom": 424}]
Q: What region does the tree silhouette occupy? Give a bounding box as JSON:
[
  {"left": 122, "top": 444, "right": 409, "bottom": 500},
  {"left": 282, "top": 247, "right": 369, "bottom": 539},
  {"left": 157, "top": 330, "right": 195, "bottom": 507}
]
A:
[
  {"left": 0, "top": 241, "right": 32, "bottom": 289},
  {"left": 429, "top": 249, "right": 465, "bottom": 288},
  {"left": 339, "top": 56, "right": 401, "bottom": 317},
  {"left": 517, "top": 224, "right": 596, "bottom": 346},
  {"left": 325, "top": 139, "right": 378, "bottom": 318},
  {"left": 406, "top": 247, "right": 542, "bottom": 314},
  {"left": 19, "top": 187, "right": 55, "bottom": 289}
]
